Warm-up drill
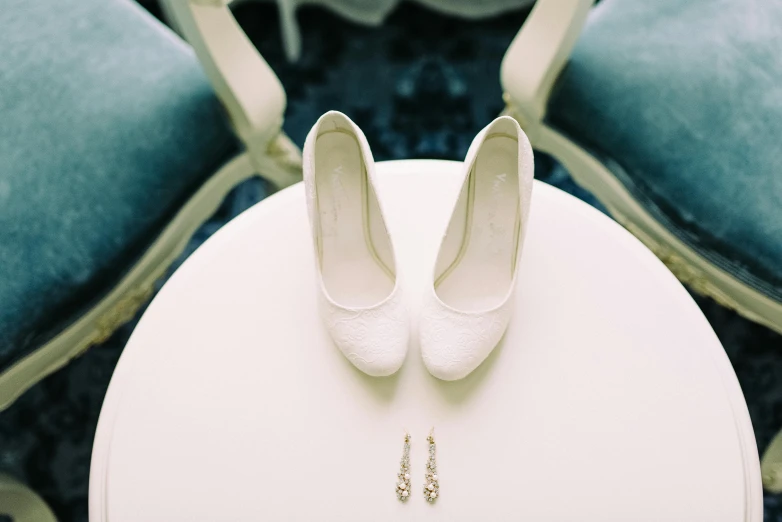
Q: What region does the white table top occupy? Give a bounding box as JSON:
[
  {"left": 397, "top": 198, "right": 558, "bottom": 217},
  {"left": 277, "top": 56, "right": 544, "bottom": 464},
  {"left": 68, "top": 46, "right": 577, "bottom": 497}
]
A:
[{"left": 89, "top": 159, "right": 761, "bottom": 522}]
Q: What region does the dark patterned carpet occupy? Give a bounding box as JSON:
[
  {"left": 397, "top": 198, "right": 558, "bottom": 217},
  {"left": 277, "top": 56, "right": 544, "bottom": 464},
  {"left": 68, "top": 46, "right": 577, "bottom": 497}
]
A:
[{"left": 2, "top": 2, "right": 782, "bottom": 521}]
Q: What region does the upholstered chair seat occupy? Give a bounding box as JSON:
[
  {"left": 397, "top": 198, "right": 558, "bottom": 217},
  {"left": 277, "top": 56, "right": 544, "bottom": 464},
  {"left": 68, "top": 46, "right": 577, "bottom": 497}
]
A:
[
  {"left": 0, "top": 0, "right": 300, "bottom": 407},
  {"left": 501, "top": 0, "right": 782, "bottom": 334},
  {"left": 545, "top": 0, "right": 782, "bottom": 311}
]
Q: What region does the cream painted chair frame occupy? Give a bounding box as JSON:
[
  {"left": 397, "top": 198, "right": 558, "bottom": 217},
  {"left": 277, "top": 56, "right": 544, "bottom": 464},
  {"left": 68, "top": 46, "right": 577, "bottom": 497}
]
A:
[
  {"left": 0, "top": 474, "right": 57, "bottom": 522},
  {"left": 163, "top": 0, "right": 301, "bottom": 190},
  {"left": 499, "top": 0, "right": 780, "bottom": 491},
  {"left": 0, "top": 0, "right": 300, "bottom": 410}
]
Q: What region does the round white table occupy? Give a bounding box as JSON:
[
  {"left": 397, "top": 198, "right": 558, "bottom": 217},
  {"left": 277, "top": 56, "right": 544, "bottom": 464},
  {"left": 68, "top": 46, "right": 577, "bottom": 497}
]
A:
[{"left": 89, "top": 160, "right": 761, "bottom": 522}]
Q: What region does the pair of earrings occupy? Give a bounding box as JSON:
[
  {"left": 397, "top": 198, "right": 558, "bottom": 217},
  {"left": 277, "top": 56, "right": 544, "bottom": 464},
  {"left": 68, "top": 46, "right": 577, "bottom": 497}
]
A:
[{"left": 396, "top": 429, "right": 440, "bottom": 503}]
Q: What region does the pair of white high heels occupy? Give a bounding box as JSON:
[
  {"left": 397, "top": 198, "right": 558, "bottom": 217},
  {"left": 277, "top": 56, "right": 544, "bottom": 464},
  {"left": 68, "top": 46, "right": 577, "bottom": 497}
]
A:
[{"left": 303, "top": 111, "right": 534, "bottom": 381}]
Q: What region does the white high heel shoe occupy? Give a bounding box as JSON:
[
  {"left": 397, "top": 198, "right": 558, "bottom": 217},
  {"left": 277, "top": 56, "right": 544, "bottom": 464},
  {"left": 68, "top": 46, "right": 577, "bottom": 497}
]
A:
[
  {"left": 303, "top": 111, "right": 409, "bottom": 377},
  {"left": 420, "top": 116, "right": 534, "bottom": 381}
]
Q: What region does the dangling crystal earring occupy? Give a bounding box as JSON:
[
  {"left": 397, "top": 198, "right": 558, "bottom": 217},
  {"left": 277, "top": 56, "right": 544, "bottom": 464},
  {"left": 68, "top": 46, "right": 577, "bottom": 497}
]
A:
[
  {"left": 396, "top": 432, "right": 412, "bottom": 501},
  {"left": 424, "top": 428, "right": 439, "bottom": 502}
]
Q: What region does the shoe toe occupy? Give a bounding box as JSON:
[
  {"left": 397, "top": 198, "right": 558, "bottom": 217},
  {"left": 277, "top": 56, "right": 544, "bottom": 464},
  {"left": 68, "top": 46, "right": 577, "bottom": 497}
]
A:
[
  {"left": 321, "top": 291, "right": 409, "bottom": 377},
  {"left": 420, "top": 302, "right": 511, "bottom": 381},
  {"left": 335, "top": 319, "right": 408, "bottom": 376}
]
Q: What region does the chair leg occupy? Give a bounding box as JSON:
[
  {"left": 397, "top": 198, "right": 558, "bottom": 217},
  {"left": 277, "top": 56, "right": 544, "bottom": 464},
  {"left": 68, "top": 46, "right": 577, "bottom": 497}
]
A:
[
  {"left": 0, "top": 474, "right": 57, "bottom": 522},
  {"left": 277, "top": 0, "right": 302, "bottom": 62},
  {"left": 251, "top": 131, "right": 303, "bottom": 190},
  {"left": 762, "top": 428, "right": 782, "bottom": 492}
]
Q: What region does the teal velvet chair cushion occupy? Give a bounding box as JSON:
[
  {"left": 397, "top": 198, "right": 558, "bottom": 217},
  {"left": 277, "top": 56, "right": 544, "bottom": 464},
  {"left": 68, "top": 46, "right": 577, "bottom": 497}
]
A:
[
  {"left": 0, "top": 0, "right": 238, "bottom": 368},
  {"left": 546, "top": 0, "right": 782, "bottom": 301}
]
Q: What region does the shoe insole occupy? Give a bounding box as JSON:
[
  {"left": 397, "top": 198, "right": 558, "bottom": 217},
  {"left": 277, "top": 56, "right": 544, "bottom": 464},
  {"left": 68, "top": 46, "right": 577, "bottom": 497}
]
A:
[
  {"left": 436, "top": 135, "right": 520, "bottom": 312},
  {"left": 315, "top": 130, "right": 394, "bottom": 308}
]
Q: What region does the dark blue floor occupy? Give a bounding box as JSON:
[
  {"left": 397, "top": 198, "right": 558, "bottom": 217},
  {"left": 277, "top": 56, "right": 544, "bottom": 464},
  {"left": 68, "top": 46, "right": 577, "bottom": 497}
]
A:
[{"left": 1, "top": 3, "right": 781, "bottom": 520}]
